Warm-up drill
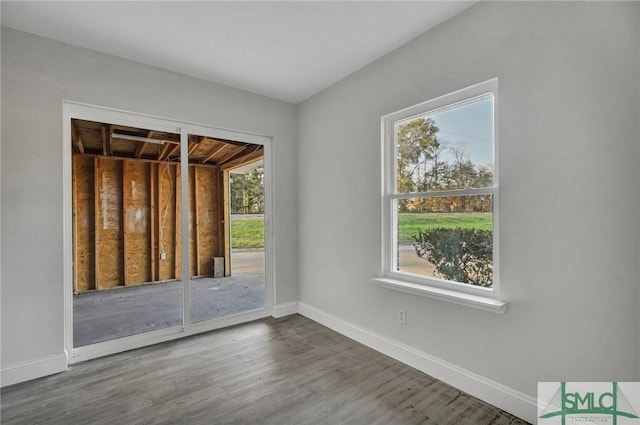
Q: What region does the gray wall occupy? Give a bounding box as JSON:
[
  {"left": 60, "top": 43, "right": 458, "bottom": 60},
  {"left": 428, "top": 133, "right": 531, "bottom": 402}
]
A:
[
  {"left": 298, "top": 1, "right": 640, "bottom": 398},
  {"left": 1, "top": 27, "right": 298, "bottom": 370}
]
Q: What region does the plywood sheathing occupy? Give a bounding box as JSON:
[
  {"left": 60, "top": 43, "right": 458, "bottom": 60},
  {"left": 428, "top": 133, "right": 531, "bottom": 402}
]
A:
[
  {"left": 195, "top": 167, "right": 225, "bottom": 276},
  {"left": 124, "top": 160, "right": 152, "bottom": 285},
  {"left": 95, "top": 157, "right": 124, "bottom": 288}
]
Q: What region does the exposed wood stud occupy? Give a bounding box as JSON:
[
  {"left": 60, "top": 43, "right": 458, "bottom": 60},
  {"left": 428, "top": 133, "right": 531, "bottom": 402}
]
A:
[
  {"left": 94, "top": 157, "right": 100, "bottom": 290},
  {"left": 157, "top": 164, "right": 164, "bottom": 281},
  {"left": 194, "top": 167, "right": 201, "bottom": 276},
  {"left": 72, "top": 157, "right": 79, "bottom": 291},
  {"left": 108, "top": 125, "right": 114, "bottom": 156},
  {"left": 217, "top": 170, "right": 226, "bottom": 258},
  {"left": 122, "top": 160, "right": 129, "bottom": 285},
  {"left": 100, "top": 124, "right": 113, "bottom": 156},
  {"left": 150, "top": 163, "right": 157, "bottom": 283},
  {"left": 174, "top": 165, "right": 180, "bottom": 279},
  {"left": 223, "top": 169, "right": 231, "bottom": 276},
  {"left": 101, "top": 126, "right": 107, "bottom": 156}
]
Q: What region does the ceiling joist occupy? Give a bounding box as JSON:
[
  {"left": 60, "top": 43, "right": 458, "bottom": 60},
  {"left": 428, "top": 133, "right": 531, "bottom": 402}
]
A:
[
  {"left": 72, "top": 119, "right": 263, "bottom": 169},
  {"left": 201, "top": 143, "right": 230, "bottom": 164},
  {"left": 71, "top": 121, "right": 85, "bottom": 154}
]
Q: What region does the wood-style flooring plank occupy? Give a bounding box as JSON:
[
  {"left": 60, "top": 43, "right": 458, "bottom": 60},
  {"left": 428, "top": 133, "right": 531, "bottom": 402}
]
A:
[{"left": 1, "top": 315, "right": 530, "bottom": 425}]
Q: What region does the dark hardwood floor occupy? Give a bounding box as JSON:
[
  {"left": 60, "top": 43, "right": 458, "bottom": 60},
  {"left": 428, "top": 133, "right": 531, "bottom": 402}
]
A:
[{"left": 1, "top": 315, "right": 529, "bottom": 425}]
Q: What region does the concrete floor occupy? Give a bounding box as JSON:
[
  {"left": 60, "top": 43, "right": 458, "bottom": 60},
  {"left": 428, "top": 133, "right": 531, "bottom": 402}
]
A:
[
  {"left": 74, "top": 274, "right": 265, "bottom": 347},
  {"left": 74, "top": 250, "right": 265, "bottom": 347}
]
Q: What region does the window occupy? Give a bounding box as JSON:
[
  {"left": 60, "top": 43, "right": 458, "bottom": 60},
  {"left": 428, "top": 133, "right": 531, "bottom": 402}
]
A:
[{"left": 380, "top": 79, "right": 501, "bottom": 307}]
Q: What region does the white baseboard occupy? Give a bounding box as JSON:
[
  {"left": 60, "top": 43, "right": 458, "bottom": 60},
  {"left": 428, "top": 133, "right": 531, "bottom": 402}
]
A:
[
  {"left": 297, "top": 301, "right": 537, "bottom": 424},
  {"left": 1, "top": 352, "right": 68, "bottom": 388},
  {"left": 272, "top": 301, "right": 298, "bottom": 318}
]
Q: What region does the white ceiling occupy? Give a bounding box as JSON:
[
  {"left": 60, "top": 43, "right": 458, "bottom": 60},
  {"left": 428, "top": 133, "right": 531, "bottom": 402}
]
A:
[{"left": 1, "top": 1, "right": 476, "bottom": 103}]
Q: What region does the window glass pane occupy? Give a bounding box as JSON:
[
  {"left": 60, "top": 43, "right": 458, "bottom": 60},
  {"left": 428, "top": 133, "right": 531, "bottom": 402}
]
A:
[
  {"left": 395, "top": 195, "right": 493, "bottom": 287},
  {"left": 395, "top": 95, "right": 494, "bottom": 193}
]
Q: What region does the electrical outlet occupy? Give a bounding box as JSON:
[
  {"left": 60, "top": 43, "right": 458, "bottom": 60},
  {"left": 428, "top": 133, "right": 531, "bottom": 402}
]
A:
[
  {"left": 398, "top": 309, "right": 407, "bottom": 325},
  {"left": 160, "top": 252, "right": 167, "bottom": 260}
]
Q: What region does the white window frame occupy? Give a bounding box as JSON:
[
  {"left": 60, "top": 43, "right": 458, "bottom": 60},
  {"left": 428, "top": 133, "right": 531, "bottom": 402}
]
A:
[{"left": 375, "top": 79, "right": 507, "bottom": 314}]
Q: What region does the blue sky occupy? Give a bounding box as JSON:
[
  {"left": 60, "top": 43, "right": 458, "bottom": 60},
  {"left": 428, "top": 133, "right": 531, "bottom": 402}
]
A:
[{"left": 428, "top": 95, "right": 494, "bottom": 167}]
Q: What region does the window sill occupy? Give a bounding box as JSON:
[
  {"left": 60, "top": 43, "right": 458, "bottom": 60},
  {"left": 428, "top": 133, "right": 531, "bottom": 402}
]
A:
[{"left": 373, "top": 277, "right": 508, "bottom": 314}]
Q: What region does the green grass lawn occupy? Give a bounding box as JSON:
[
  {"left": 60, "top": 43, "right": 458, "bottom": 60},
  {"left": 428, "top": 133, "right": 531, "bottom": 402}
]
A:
[
  {"left": 231, "top": 212, "right": 492, "bottom": 248},
  {"left": 398, "top": 212, "right": 492, "bottom": 243},
  {"left": 231, "top": 216, "right": 265, "bottom": 248}
]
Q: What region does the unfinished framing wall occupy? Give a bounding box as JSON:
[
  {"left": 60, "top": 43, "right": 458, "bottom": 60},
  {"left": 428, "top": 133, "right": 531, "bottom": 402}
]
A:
[{"left": 73, "top": 155, "right": 225, "bottom": 293}]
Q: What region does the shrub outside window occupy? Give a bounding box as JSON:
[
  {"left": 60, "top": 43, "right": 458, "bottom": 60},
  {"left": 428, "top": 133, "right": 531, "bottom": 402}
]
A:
[{"left": 382, "top": 79, "right": 498, "bottom": 292}]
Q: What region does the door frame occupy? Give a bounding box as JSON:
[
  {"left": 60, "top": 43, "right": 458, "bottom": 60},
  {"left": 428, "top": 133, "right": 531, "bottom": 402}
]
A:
[{"left": 63, "top": 101, "right": 275, "bottom": 364}]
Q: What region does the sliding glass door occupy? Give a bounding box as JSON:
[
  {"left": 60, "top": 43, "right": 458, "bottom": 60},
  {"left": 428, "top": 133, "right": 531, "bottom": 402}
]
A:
[{"left": 64, "top": 102, "right": 272, "bottom": 362}]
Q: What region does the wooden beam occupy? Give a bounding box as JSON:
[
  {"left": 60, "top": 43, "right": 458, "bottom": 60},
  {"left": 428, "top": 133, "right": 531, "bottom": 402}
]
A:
[
  {"left": 158, "top": 143, "right": 171, "bottom": 161},
  {"left": 222, "top": 152, "right": 264, "bottom": 171},
  {"left": 193, "top": 167, "right": 200, "bottom": 276},
  {"left": 101, "top": 124, "right": 113, "bottom": 156},
  {"left": 150, "top": 163, "right": 157, "bottom": 283},
  {"left": 134, "top": 142, "right": 147, "bottom": 158},
  {"left": 71, "top": 121, "right": 85, "bottom": 154},
  {"left": 94, "top": 157, "right": 100, "bottom": 290},
  {"left": 108, "top": 125, "right": 113, "bottom": 156},
  {"left": 101, "top": 125, "right": 108, "bottom": 156},
  {"left": 164, "top": 144, "right": 180, "bottom": 161},
  {"left": 188, "top": 138, "right": 203, "bottom": 156},
  {"left": 148, "top": 130, "right": 159, "bottom": 282},
  {"left": 122, "top": 160, "right": 129, "bottom": 285},
  {"left": 219, "top": 145, "right": 263, "bottom": 168},
  {"left": 174, "top": 165, "right": 180, "bottom": 279},
  {"left": 201, "top": 143, "right": 229, "bottom": 164},
  {"left": 222, "top": 151, "right": 264, "bottom": 171},
  {"left": 135, "top": 131, "right": 158, "bottom": 159},
  {"left": 72, "top": 156, "right": 79, "bottom": 292},
  {"left": 217, "top": 170, "right": 225, "bottom": 258},
  {"left": 223, "top": 169, "right": 231, "bottom": 277},
  {"left": 158, "top": 164, "right": 165, "bottom": 281},
  {"left": 216, "top": 145, "right": 247, "bottom": 165},
  {"left": 73, "top": 153, "right": 214, "bottom": 167}
]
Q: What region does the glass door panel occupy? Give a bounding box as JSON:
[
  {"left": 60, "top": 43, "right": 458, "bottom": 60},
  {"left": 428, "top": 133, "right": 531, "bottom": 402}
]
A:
[
  {"left": 72, "top": 119, "right": 183, "bottom": 347},
  {"left": 187, "top": 133, "right": 265, "bottom": 323}
]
